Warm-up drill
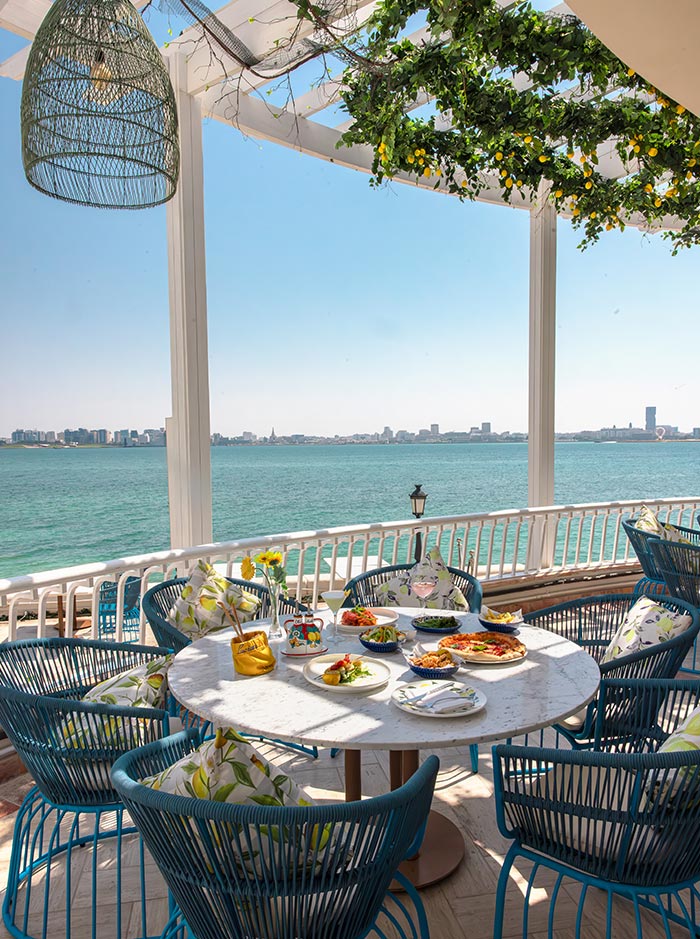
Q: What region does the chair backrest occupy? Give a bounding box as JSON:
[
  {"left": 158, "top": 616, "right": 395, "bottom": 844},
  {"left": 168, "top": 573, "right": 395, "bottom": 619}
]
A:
[
  {"left": 622, "top": 518, "right": 664, "bottom": 582},
  {"left": 112, "top": 732, "right": 438, "bottom": 939},
  {"left": 494, "top": 742, "right": 700, "bottom": 888},
  {"left": 344, "top": 564, "right": 483, "bottom": 612},
  {"left": 649, "top": 538, "right": 700, "bottom": 607},
  {"left": 0, "top": 638, "right": 170, "bottom": 806},
  {"left": 98, "top": 575, "right": 142, "bottom": 641},
  {"left": 142, "top": 577, "right": 309, "bottom": 653},
  {"left": 524, "top": 592, "right": 700, "bottom": 681}
]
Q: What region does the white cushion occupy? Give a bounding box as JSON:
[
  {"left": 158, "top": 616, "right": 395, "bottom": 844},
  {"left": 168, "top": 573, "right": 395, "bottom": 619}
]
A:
[
  {"left": 601, "top": 596, "right": 692, "bottom": 664},
  {"left": 375, "top": 547, "right": 469, "bottom": 610},
  {"left": 635, "top": 505, "right": 692, "bottom": 544},
  {"left": 167, "top": 560, "right": 261, "bottom": 640}
]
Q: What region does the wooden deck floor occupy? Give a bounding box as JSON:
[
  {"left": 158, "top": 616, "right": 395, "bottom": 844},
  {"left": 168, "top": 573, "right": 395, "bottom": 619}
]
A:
[{"left": 0, "top": 738, "right": 689, "bottom": 939}]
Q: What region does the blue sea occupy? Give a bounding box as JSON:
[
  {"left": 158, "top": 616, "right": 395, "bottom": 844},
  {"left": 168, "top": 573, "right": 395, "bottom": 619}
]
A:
[{"left": 1, "top": 442, "right": 699, "bottom": 579}]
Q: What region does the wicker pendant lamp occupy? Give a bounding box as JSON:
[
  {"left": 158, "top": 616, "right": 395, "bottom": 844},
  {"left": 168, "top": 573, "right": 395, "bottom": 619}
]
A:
[{"left": 21, "top": 0, "right": 180, "bottom": 209}]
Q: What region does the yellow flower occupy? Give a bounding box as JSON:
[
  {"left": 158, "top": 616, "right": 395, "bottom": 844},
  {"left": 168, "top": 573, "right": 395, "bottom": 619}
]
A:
[
  {"left": 524, "top": 135, "right": 533, "bottom": 144},
  {"left": 554, "top": 189, "right": 563, "bottom": 198},
  {"left": 461, "top": 180, "right": 468, "bottom": 188},
  {"left": 538, "top": 155, "right": 549, "bottom": 163},
  {"left": 418, "top": 158, "right": 424, "bottom": 165},
  {"left": 241, "top": 556, "right": 255, "bottom": 581},
  {"left": 423, "top": 167, "right": 431, "bottom": 177},
  {"left": 677, "top": 104, "right": 686, "bottom": 115},
  {"left": 255, "top": 550, "right": 283, "bottom": 567},
  {"left": 644, "top": 183, "right": 653, "bottom": 193},
  {"left": 688, "top": 171, "right": 694, "bottom": 180},
  {"left": 516, "top": 179, "right": 523, "bottom": 187},
  {"left": 633, "top": 145, "right": 641, "bottom": 154},
  {"left": 689, "top": 158, "right": 697, "bottom": 167},
  {"left": 505, "top": 177, "right": 513, "bottom": 188},
  {"left": 567, "top": 151, "right": 574, "bottom": 159},
  {"left": 407, "top": 155, "right": 415, "bottom": 164},
  {"left": 648, "top": 147, "right": 658, "bottom": 157},
  {"left": 378, "top": 141, "right": 386, "bottom": 153},
  {"left": 667, "top": 187, "right": 677, "bottom": 197},
  {"left": 570, "top": 193, "right": 578, "bottom": 200},
  {"left": 500, "top": 168, "right": 508, "bottom": 177},
  {"left": 414, "top": 149, "right": 421, "bottom": 156},
  {"left": 654, "top": 197, "right": 662, "bottom": 207},
  {"left": 627, "top": 67, "right": 635, "bottom": 77},
  {"left": 435, "top": 168, "right": 442, "bottom": 177},
  {"left": 583, "top": 168, "right": 592, "bottom": 177},
  {"left": 585, "top": 180, "right": 593, "bottom": 189},
  {"left": 590, "top": 211, "right": 597, "bottom": 218},
  {"left": 420, "top": 149, "right": 426, "bottom": 156},
  {"left": 495, "top": 151, "right": 503, "bottom": 161},
  {"left": 580, "top": 156, "right": 586, "bottom": 164},
  {"left": 572, "top": 207, "right": 580, "bottom": 216},
  {"left": 606, "top": 222, "right": 613, "bottom": 230}
]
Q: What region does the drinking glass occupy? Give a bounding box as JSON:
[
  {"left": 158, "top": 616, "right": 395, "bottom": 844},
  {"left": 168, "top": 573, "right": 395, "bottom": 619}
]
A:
[
  {"left": 411, "top": 580, "right": 435, "bottom": 609},
  {"left": 321, "top": 590, "right": 346, "bottom": 641}
]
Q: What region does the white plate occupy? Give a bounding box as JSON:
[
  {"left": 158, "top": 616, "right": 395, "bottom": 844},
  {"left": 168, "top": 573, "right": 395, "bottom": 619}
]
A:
[
  {"left": 448, "top": 646, "right": 528, "bottom": 666},
  {"left": 337, "top": 607, "right": 399, "bottom": 632},
  {"left": 281, "top": 645, "right": 329, "bottom": 658},
  {"left": 392, "top": 680, "right": 486, "bottom": 718},
  {"left": 303, "top": 653, "right": 392, "bottom": 693}
]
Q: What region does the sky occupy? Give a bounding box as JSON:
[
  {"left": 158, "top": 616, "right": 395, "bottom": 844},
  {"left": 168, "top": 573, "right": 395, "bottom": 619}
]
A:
[{"left": 2, "top": 35, "right": 700, "bottom": 438}]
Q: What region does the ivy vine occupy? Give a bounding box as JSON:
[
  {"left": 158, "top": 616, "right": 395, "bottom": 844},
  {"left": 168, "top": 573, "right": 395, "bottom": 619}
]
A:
[{"left": 297, "top": 0, "right": 700, "bottom": 250}]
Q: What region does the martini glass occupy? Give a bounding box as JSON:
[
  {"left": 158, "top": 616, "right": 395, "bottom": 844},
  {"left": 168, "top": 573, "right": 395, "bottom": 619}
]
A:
[
  {"left": 411, "top": 580, "right": 436, "bottom": 609},
  {"left": 321, "top": 590, "right": 346, "bottom": 642}
]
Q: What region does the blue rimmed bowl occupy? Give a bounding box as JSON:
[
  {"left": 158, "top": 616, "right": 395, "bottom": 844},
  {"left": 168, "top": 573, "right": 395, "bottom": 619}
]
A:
[
  {"left": 478, "top": 616, "right": 523, "bottom": 634},
  {"left": 408, "top": 661, "right": 460, "bottom": 680},
  {"left": 411, "top": 615, "right": 461, "bottom": 635},
  {"left": 359, "top": 629, "right": 406, "bottom": 654}
]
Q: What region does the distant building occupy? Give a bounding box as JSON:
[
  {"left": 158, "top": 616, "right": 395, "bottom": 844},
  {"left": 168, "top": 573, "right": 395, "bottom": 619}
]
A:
[
  {"left": 430, "top": 423, "right": 439, "bottom": 435},
  {"left": 693, "top": 428, "right": 700, "bottom": 439},
  {"left": 417, "top": 428, "right": 430, "bottom": 438},
  {"left": 645, "top": 406, "right": 657, "bottom": 432},
  {"left": 481, "top": 422, "right": 491, "bottom": 433},
  {"left": 382, "top": 426, "right": 394, "bottom": 440},
  {"left": 96, "top": 429, "right": 109, "bottom": 444}
]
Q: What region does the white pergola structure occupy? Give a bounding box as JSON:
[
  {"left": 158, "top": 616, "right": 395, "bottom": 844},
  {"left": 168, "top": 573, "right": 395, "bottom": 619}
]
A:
[{"left": 0, "top": 0, "right": 685, "bottom": 557}]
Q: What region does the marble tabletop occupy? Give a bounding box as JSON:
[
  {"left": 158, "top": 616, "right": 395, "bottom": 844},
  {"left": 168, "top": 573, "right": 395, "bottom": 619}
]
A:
[{"left": 168, "top": 609, "right": 600, "bottom": 751}]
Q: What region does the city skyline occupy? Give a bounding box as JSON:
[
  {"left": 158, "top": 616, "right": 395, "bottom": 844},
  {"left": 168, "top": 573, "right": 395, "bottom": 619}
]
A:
[{"left": 5, "top": 406, "right": 700, "bottom": 447}]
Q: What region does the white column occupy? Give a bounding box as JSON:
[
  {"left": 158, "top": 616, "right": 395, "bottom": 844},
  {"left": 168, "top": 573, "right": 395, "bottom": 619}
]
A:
[
  {"left": 165, "top": 53, "right": 213, "bottom": 549},
  {"left": 527, "top": 182, "right": 557, "bottom": 569}
]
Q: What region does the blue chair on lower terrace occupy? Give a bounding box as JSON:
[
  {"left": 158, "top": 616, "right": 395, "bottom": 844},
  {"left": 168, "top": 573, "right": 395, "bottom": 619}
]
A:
[
  {"left": 0, "top": 637, "right": 172, "bottom": 939},
  {"left": 142, "top": 577, "right": 317, "bottom": 758},
  {"left": 493, "top": 676, "right": 700, "bottom": 939},
  {"left": 97, "top": 575, "right": 142, "bottom": 642},
  {"left": 111, "top": 731, "right": 438, "bottom": 939},
  {"left": 523, "top": 593, "right": 700, "bottom": 748}
]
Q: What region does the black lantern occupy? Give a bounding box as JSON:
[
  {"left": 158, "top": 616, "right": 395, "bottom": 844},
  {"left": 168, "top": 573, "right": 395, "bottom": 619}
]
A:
[{"left": 409, "top": 484, "right": 427, "bottom": 561}]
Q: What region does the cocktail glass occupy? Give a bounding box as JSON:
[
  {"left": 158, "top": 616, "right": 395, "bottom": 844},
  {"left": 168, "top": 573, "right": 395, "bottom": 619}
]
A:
[
  {"left": 321, "top": 590, "right": 346, "bottom": 641},
  {"left": 411, "top": 580, "right": 435, "bottom": 609}
]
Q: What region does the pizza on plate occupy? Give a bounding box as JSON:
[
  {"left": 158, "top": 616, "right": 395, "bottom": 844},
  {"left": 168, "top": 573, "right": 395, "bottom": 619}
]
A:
[{"left": 438, "top": 631, "right": 526, "bottom": 663}]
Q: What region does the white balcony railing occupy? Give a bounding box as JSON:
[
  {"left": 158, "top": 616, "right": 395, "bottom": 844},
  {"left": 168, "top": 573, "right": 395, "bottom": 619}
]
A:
[{"left": 1, "top": 497, "right": 698, "bottom": 643}]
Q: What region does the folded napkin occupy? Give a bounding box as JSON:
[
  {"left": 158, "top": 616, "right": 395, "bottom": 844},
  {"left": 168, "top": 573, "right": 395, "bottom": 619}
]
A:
[{"left": 404, "top": 684, "right": 477, "bottom": 713}]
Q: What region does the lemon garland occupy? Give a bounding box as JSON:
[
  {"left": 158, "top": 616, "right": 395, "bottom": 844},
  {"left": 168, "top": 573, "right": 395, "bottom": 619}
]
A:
[{"left": 296, "top": 0, "right": 700, "bottom": 251}]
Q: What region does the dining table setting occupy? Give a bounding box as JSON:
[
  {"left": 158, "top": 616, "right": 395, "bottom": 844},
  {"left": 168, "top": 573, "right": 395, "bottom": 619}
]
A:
[{"left": 168, "top": 599, "right": 600, "bottom": 888}]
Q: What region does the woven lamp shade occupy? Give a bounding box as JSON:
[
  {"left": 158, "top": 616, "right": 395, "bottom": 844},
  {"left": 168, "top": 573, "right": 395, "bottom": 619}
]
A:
[{"left": 21, "top": 0, "right": 180, "bottom": 209}]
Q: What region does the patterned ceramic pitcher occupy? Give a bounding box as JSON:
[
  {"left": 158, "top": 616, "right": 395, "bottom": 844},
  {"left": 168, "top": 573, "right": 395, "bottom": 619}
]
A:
[{"left": 283, "top": 612, "right": 325, "bottom": 655}]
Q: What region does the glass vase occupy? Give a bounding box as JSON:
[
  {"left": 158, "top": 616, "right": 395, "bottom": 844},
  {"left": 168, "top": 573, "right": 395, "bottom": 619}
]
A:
[{"left": 267, "top": 584, "right": 284, "bottom": 641}]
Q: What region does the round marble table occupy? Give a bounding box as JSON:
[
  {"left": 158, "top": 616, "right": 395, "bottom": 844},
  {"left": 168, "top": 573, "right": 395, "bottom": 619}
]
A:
[{"left": 169, "top": 609, "right": 600, "bottom": 888}]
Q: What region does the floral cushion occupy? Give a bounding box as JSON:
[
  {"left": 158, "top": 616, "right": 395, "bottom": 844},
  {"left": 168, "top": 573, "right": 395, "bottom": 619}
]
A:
[
  {"left": 635, "top": 505, "right": 692, "bottom": 544},
  {"left": 62, "top": 655, "right": 173, "bottom": 775},
  {"left": 141, "top": 728, "right": 330, "bottom": 871},
  {"left": 648, "top": 706, "right": 700, "bottom": 801},
  {"left": 375, "top": 547, "right": 469, "bottom": 611},
  {"left": 167, "top": 560, "right": 261, "bottom": 640},
  {"left": 601, "top": 597, "right": 692, "bottom": 664}
]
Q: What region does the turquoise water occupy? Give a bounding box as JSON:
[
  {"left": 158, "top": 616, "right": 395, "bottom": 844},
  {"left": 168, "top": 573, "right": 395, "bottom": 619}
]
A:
[{"left": 0, "top": 442, "right": 699, "bottom": 579}]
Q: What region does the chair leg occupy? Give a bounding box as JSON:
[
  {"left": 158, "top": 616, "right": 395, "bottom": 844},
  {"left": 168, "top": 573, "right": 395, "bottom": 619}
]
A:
[
  {"left": 3, "top": 787, "right": 159, "bottom": 939},
  {"left": 469, "top": 744, "right": 479, "bottom": 773},
  {"left": 493, "top": 843, "right": 519, "bottom": 939}
]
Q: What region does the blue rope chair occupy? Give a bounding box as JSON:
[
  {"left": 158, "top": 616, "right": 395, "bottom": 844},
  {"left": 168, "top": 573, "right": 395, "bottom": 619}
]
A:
[
  {"left": 97, "top": 575, "right": 142, "bottom": 642},
  {"left": 622, "top": 517, "right": 700, "bottom": 596},
  {"left": 111, "top": 731, "right": 438, "bottom": 939},
  {"left": 493, "top": 678, "right": 700, "bottom": 939},
  {"left": 523, "top": 593, "right": 700, "bottom": 748},
  {"left": 343, "top": 563, "right": 483, "bottom": 612},
  {"left": 142, "top": 577, "right": 308, "bottom": 654},
  {"left": 0, "top": 637, "right": 172, "bottom": 939},
  {"left": 649, "top": 538, "right": 700, "bottom": 675},
  {"left": 143, "top": 577, "right": 316, "bottom": 758}
]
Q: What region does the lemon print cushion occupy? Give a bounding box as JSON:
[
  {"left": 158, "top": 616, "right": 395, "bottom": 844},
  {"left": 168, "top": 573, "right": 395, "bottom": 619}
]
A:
[
  {"left": 635, "top": 505, "right": 692, "bottom": 544},
  {"left": 650, "top": 706, "right": 700, "bottom": 800},
  {"left": 602, "top": 596, "right": 692, "bottom": 663},
  {"left": 375, "top": 546, "right": 468, "bottom": 611},
  {"left": 62, "top": 655, "right": 173, "bottom": 782},
  {"left": 167, "top": 560, "right": 261, "bottom": 640},
  {"left": 141, "top": 728, "right": 330, "bottom": 871}
]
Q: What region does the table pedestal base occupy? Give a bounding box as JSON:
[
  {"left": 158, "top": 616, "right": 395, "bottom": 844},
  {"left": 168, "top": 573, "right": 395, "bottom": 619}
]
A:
[{"left": 394, "top": 809, "right": 465, "bottom": 890}]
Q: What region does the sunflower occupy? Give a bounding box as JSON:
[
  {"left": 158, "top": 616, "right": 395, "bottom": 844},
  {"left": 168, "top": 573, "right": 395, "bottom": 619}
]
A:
[
  {"left": 240, "top": 556, "right": 255, "bottom": 580},
  {"left": 255, "top": 550, "right": 283, "bottom": 567}
]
